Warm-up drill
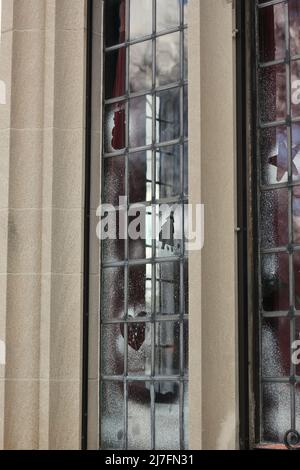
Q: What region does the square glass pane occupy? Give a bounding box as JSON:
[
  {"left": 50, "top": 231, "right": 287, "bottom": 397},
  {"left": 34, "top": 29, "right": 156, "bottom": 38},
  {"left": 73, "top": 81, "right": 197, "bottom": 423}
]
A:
[
  {"left": 105, "top": 48, "right": 126, "bottom": 99},
  {"left": 155, "top": 145, "right": 181, "bottom": 200},
  {"left": 129, "top": 40, "right": 152, "bottom": 93},
  {"left": 129, "top": 151, "right": 152, "bottom": 203},
  {"left": 130, "top": 0, "right": 152, "bottom": 39},
  {"left": 262, "top": 383, "right": 291, "bottom": 444},
  {"left": 291, "top": 60, "right": 300, "bottom": 118},
  {"left": 258, "top": 64, "right": 286, "bottom": 124},
  {"left": 102, "top": 324, "right": 124, "bottom": 376},
  {"left": 156, "top": 262, "right": 180, "bottom": 316},
  {"left": 260, "top": 188, "right": 288, "bottom": 249},
  {"left": 259, "top": 126, "right": 288, "bottom": 185},
  {"left": 262, "top": 253, "right": 289, "bottom": 312},
  {"left": 127, "top": 321, "right": 151, "bottom": 376},
  {"left": 155, "top": 321, "right": 180, "bottom": 375},
  {"left": 258, "top": 3, "right": 285, "bottom": 63},
  {"left": 155, "top": 382, "right": 180, "bottom": 450},
  {"left": 105, "top": 0, "right": 126, "bottom": 47},
  {"left": 128, "top": 382, "right": 151, "bottom": 449},
  {"left": 101, "top": 382, "right": 124, "bottom": 449},
  {"left": 129, "top": 95, "right": 153, "bottom": 148},
  {"left": 128, "top": 264, "right": 152, "bottom": 317},
  {"left": 156, "top": 32, "right": 180, "bottom": 87},
  {"left": 262, "top": 317, "right": 290, "bottom": 377},
  {"left": 289, "top": 0, "right": 300, "bottom": 57},
  {"left": 156, "top": 203, "right": 183, "bottom": 257},
  {"left": 156, "top": 88, "right": 180, "bottom": 143},
  {"left": 104, "top": 101, "right": 126, "bottom": 153},
  {"left": 102, "top": 267, "right": 125, "bottom": 320},
  {"left": 103, "top": 156, "right": 125, "bottom": 206},
  {"left": 102, "top": 209, "right": 125, "bottom": 263},
  {"left": 156, "top": 0, "right": 180, "bottom": 32},
  {"left": 128, "top": 205, "right": 153, "bottom": 259}
]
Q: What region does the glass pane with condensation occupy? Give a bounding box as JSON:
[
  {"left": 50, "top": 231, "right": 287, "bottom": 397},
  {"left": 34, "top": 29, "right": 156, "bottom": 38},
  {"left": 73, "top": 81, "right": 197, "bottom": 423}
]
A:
[
  {"left": 289, "top": 0, "right": 300, "bottom": 57},
  {"left": 292, "top": 124, "right": 300, "bottom": 181},
  {"left": 261, "top": 253, "right": 290, "bottom": 312},
  {"left": 128, "top": 206, "right": 153, "bottom": 260},
  {"left": 258, "top": 64, "right": 286, "bottom": 124},
  {"left": 156, "top": 262, "right": 180, "bottom": 316},
  {"left": 104, "top": 101, "right": 126, "bottom": 153},
  {"left": 128, "top": 382, "right": 151, "bottom": 449},
  {"left": 128, "top": 264, "right": 152, "bottom": 317},
  {"left": 155, "top": 321, "right": 180, "bottom": 376},
  {"left": 291, "top": 61, "right": 300, "bottom": 118},
  {"left": 102, "top": 209, "right": 125, "bottom": 263},
  {"left": 102, "top": 267, "right": 125, "bottom": 320},
  {"left": 130, "top": 0, "right": 152, "bottom": 39},
  {"left": 259, "top": 126, "right": 288, "bottom": 186},
  {"left": 103, "top": 156, "right": 126, "bottom": 206},
  {"left": 129, "top": 151, "right": 152, "bottom": 203},
  {"left": 102, "top": 324, "right": 124, "bottom": 376},
  {"left": 260, "top": 188, "right": 288, "bottom": 249},
  {"left": 127, "top": 322, "right": 151, "bottom": 376},
  {"left": 101, "top": 382, "right": 124, "bottom": 449},
  {"left": 262, "top": 317, "right": 290, "bottom": 377},
  {"left": 262, "top": 383, "right": 291, "bottom": 444},
  {"left": 155, "top": 382, "right": 180, "bottom": 450}
]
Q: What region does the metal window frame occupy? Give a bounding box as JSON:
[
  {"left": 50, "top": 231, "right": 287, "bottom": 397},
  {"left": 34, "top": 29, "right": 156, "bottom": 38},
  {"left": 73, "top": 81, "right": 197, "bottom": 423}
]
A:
[{"left": 99, "top": 0, "right": 189, "bottom": 451}]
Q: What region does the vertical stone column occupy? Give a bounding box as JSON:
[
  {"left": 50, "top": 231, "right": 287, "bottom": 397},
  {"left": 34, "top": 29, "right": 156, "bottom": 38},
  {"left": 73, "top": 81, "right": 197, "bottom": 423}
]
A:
[{"left": 0, "top": 0, "right": 87, "bottom": 450}]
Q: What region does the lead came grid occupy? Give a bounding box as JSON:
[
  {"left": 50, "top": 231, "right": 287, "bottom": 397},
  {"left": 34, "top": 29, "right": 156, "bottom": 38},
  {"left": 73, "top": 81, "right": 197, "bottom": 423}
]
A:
[
  {"left": 100, "top": 0, "right": 189, "bottom": 450},
  {"left": 255, "top": 0, "right": 300, "bottom": 444}
]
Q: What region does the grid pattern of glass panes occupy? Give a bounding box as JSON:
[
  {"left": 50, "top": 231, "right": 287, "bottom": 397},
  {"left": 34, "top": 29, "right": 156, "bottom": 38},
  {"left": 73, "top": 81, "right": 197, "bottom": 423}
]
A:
[
  {"left": 255, "top": 0, "right": 300, "bottom": 446},
  {"left": 100, "top": 0, "right": 189, "bottom": 450}
]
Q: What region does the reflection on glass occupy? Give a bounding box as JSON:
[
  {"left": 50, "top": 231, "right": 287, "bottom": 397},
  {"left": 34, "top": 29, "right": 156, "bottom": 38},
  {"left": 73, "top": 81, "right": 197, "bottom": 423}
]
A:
[
  {"left": 156, "top": 88, "right": 180, "bottom": 143},
  {"left": 101, "top": 382, "right": 124, "bottom": 449},
  {"left": 128, "top": 382, "right": 151, "bottom": 449},
  {"left": 129, "top": 95, "right": 152, "bottom": 148},
  {"left": 157, "top": 0, "right": 180, "bottom": 32},
  {"left": 155, "top": 321, "right": 180, "bottom": 375},
  {"left": 258, "top": 64, "right": 286, "bottom": 124},
  {"left": 128, "top": 206, "right": 153, "bottom": 259},
  {"left": 129, "top": 40, "right": 152, "bottom": 93},
  {"left": 156, "top": 204, "right": 183, "bottom": 257},
  {"left": 129, "top": 151, "right": 152, "bottom": 203},
  {"left": 156, "top": 262, "right": 180, "bottom": 316},
  {"left": 105, "top": 101, "right": 126, "bottom": 153},
  {"left": 155, "top": 382, "right": 180, "bottom": 450},
  {"left": 102, "top": 324, "right": 124, "bottom": 376},
  {"left": 128, "top": 264, "right": 152, "bottom": 317},
  {"left": 291, "top": 61, "right": 300, "bottom": 118},
  {"left": 102, "top": 267, "right": 125, "bottom": 320},
  {"left": 260, "top": 188, "right": 288, "bottom": 249},
  {"left": 105, "top": 48, "right": 126, "bottom": 99},
  {"left": 130, "top": 0, "right": 152, "bottom": 39},
  {"left": 289, "top": 0, "right": 300, "bottom": 57},
  {"left": 156, "top": 32, "right": 180, "bottom": 87},
  {"left": 262, "top": 253, "right": 289, "bottom": 312},
  {"left": 262, "top": 317, "right": 290, "bottom": 377},
  {"left": 156, "top": 145, "right": 181, "bottom": 199},
  {"left": 262, "top": 383, "right": 291, "bottom": 443},
  {"left": 127, "top": 321, "right": 151, "bottom": 376},
  {"left": 105, "top": 0, "right": 126, "bottom": 47},
  {"left": 260, "top": 126, "right": 288, "bottom": 185},
  {"left": 258, "top": 3, "right": 285, "bottom": 63},
  {"left": 103, "top": 156, "right": 125, "bottom": 206},
  {"left": 292, "top": 124, "right": 300, "bottom": 180}
]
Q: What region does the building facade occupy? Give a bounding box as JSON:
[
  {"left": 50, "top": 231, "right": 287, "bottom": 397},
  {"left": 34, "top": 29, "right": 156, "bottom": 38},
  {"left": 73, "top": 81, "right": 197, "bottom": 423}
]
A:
[{"left": 0, "top": 0, "right": 299, "bottom": 451}]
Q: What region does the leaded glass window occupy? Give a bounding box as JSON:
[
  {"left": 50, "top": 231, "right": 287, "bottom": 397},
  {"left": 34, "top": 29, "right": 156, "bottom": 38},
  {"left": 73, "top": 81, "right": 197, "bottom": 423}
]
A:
[
  {"left": 100, "top": 0, "right": 189, "bottom": 450},
  {"left": 255, "top": 0, "right": 300, "bottom": 448}
]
